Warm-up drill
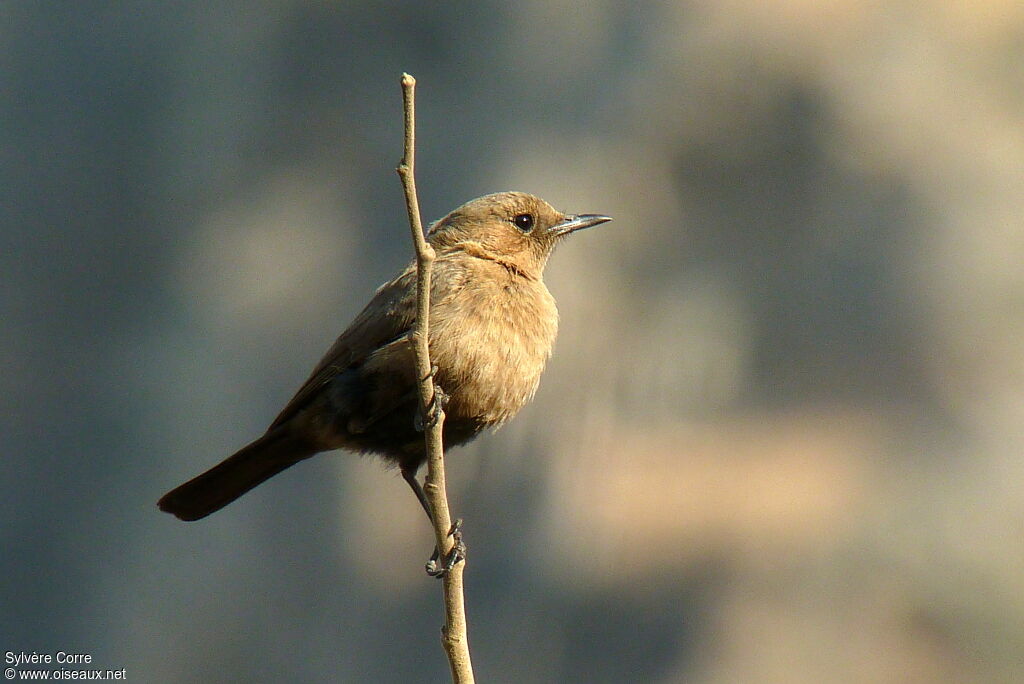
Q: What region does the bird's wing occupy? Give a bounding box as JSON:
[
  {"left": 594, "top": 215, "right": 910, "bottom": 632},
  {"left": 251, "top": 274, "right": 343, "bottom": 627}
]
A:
[{"left": 268, "top": 264, "right": 418, "bottom": 430}]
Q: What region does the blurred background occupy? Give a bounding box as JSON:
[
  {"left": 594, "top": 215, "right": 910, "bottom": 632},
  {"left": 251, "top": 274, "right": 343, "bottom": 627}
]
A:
[{"left": 4, "top": 2, "right": 1024, "bottom": 682}]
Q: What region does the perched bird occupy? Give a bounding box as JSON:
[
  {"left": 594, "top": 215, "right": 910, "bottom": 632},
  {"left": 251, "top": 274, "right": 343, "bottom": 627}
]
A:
[{"left": 158, "top": 192, "right": 611, "bottom": 523}]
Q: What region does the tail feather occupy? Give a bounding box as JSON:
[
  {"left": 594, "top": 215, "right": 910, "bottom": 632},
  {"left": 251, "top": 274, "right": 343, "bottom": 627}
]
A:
[{"left": 158, "top": 429, "right": 318, "bottom": 521}]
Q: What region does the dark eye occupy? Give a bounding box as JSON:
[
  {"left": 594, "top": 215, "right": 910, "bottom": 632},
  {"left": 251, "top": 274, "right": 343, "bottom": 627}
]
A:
[{"left": 512, "top": 213, "right": 534, "bottom": 232}]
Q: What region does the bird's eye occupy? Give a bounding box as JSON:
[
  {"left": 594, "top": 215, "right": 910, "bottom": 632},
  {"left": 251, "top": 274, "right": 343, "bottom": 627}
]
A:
[{"left": 512, "top": 213, "right": 534, "bottom": 232}]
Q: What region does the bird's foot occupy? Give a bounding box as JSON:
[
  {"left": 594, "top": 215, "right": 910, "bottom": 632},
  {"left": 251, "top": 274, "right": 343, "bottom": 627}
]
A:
[
  {"left": 414, "top": 366, "right": 449, "bottom": 431},
  {"left": 425, "top": 518, "right": 466, "bottom": 578}
]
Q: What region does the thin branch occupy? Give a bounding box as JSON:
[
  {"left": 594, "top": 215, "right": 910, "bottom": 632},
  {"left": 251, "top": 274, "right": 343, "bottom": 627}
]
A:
[{"left": 396, "top": 72, "right": 475, "bottom": 684}]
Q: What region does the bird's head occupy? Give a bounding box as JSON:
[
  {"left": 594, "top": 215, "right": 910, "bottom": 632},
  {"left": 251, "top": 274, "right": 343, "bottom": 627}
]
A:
[{"left": 428, "top": 192, "right": 611, "bottom": 278}]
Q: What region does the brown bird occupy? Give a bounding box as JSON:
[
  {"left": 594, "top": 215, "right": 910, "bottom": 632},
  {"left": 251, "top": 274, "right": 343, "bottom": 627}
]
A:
[{"left": 158, "top": 191, "right": 611, "bottom": 524}]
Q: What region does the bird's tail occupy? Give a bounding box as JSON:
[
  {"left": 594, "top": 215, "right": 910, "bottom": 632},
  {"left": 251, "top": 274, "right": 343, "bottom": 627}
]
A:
[{"left": 158, "top": 429, "right": 318, "bottom": 521}]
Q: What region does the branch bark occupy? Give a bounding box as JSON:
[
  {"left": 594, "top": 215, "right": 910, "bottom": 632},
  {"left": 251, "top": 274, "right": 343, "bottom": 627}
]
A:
[{"left": 395, "top": 72, "right": 475, "bottom": 684}]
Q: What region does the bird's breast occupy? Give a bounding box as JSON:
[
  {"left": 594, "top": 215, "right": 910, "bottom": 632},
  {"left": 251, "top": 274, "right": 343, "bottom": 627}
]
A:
[{"left": 429, "top": 270, "right": 558, "bottom": 428}]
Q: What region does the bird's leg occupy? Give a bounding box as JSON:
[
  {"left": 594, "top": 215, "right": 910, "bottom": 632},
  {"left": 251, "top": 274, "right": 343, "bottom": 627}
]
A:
[
  {"left": 401, "top": 466, "right": 466, "bottom": 578},
  {"left": 406, "top": 366, "right": 462, "bottom": 576},
  {"left": 414, "top": 364, "right": 449, "bottom": 432},
  {"left": 402, "top": 465, "right": 433, "bottom": 523}
]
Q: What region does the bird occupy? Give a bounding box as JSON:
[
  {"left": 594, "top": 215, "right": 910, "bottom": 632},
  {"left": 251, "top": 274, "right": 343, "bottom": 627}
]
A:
[{"left": 158, "top": 191, "right": 611, "bottom": 527}]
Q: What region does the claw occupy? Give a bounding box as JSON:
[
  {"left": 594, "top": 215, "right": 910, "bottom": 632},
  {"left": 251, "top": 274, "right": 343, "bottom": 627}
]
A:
[
  {"left": 425, "top": 519, "right": 466, "bottom": 578},
  {"left": 423, "top": 363, "right": 439, "bottom": 383},
  {"left": 414, "top": 369, "right": 449, "bottom": 432}
]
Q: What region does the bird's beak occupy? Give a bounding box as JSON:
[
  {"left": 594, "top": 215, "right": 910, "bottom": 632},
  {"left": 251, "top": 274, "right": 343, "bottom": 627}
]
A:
[{"left": 550, "top": 213, "right": 613, "bottom": 238}]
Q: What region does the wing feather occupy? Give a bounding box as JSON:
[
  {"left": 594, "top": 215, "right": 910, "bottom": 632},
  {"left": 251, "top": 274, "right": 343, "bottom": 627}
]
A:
[{"left": 268, "top": 265, "right": 417, "bottom": 429}]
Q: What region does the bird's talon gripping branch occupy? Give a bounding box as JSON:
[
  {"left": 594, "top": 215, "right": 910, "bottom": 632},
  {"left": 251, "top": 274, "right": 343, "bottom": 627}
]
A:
[
  {"left": 415, "top": 381, "right": 449, "bottom": 432},
  {"left": 425, "top": 518, "right": 466, "bottom": 578},
  {"left": 423, "top": 363, "right": 439, "bottom": 382}
]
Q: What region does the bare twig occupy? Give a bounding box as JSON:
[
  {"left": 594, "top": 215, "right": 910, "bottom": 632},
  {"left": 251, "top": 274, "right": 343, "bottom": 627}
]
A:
[{"left": 396, "top": 72, "right": 475, "bottom": 684}]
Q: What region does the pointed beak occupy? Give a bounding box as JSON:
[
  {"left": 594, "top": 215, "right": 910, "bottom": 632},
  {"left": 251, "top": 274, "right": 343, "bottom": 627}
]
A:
[{"left": 550, "top": 213, "right": 613, "bottom": 238}]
